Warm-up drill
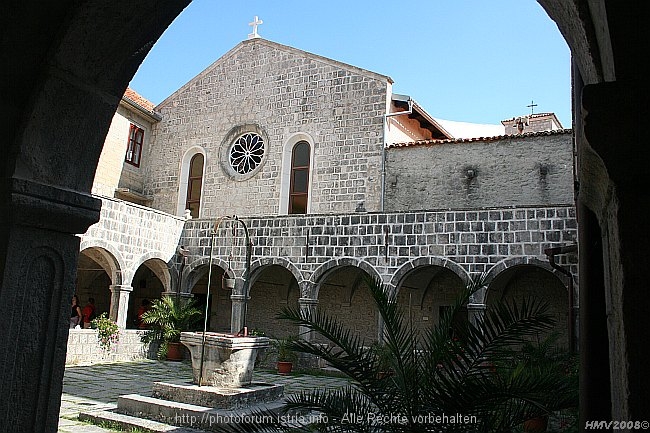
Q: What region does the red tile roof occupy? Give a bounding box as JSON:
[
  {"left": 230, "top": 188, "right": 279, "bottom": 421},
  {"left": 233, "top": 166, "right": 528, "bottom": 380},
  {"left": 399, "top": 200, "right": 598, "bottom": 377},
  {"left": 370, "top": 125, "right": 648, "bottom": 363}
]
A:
[
  {"left": 387, "top": 128, "right": 573, "bottom": 149},
  {"left": 123, "top": 87, "right": 155, "bottom": 113}
]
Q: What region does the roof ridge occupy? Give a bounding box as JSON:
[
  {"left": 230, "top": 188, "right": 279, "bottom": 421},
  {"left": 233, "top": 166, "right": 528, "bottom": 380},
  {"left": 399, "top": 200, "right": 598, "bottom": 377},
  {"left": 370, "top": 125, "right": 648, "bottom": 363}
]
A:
[{"left": 387, "top": 128, "right": 573, "bottom": 148}]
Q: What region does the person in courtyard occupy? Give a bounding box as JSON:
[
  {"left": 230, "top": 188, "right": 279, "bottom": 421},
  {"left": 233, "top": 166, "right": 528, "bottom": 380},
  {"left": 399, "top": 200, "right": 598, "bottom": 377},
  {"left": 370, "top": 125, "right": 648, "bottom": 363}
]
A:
[
  {"left": 82, "top": 297, "right": 96, "bottom": 329},
  {"left": 137, "top": 299, "right": 151, "bottom": 329},
  {"left": 70, "top": 295, "right": 82, "bottom": 329}
]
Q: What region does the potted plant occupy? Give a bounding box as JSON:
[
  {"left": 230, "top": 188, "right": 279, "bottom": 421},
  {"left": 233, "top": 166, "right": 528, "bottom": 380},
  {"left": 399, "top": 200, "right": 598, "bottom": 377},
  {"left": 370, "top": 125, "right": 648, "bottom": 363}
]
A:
[
  {"left": 272, "top": 336, "right": 298, "bottom": 375},
  {"left": 369, "top": 341, "right": 393, "bottom": 379},
  {"left": 505, "top": 333, "right": 578, "bottom": 432},
  {"left": 91, "top": 313, "right": 120, "bottom": 353},
  {"left": 141, "top": 296, "right": 201, "bottom": 361}
]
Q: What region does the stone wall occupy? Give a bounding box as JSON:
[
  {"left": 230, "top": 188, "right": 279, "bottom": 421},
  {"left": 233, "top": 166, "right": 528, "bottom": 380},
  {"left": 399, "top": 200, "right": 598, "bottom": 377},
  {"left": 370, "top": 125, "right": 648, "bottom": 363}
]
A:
[
  {"left": 384, "top": 131, "right": 574, "bottom": 211},
  {"left": 179, "top": 204, "right": 578, "bottom": 303},
  {"left": 145, "top": 38, "right": 390, "bottom": 218},
  {"left": 79, "top": 196, "right": 186, "bottom": 285},
  {"left": 66, "top": 329, "right": 155, "bottom": 365},
  {"left": 92, "top": 104, "right": 154, "bottom": 198}
]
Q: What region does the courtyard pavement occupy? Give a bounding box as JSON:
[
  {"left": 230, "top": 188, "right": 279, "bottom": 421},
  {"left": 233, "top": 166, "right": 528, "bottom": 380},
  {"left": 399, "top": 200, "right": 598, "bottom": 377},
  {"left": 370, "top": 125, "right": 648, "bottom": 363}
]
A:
[{"left": 58, "top": 360, "right": 351, "bottom": 433}]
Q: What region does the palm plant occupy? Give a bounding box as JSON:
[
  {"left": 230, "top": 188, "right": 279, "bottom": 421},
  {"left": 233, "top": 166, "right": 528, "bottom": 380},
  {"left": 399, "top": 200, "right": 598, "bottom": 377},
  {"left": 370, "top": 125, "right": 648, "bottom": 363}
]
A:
[
  {"left": 213, "top": 276, "right": 577, "bottom": 432},
  {"left": 140, "top": 296, "right": 201, "bottom": 359}
]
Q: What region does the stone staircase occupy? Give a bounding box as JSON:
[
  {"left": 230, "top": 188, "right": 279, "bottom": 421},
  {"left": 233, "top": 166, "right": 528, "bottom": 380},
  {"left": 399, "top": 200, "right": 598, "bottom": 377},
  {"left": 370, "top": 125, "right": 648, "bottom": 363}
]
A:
[{"left": 80, "top": 379, "right": 286, "bottom": 432}]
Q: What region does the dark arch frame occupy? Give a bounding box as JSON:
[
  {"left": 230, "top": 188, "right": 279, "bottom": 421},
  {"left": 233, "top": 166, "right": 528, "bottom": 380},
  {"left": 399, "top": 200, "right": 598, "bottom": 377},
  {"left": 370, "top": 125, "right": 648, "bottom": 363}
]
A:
[{"left": 1, "top": 1, "right": 645, "bottom": 430}]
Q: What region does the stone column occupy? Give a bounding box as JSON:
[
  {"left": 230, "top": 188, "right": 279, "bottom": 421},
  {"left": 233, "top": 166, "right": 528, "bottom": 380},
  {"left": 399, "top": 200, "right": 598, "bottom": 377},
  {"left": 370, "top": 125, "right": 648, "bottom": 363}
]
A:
[
  {"left": 466, "top": 303, "right": 486, "bottom": 327},
  {"left": 298, "top": 297, "right": 318, "bottom": 342},
  {"left": 109, "top": 285, "right": 133, "bottom": 328},
  {"left": 0, "top": 178, "right": 101, "bottom": 433},
  {"left": 230, "top": 293, "right": 247, "bottom": 334}
]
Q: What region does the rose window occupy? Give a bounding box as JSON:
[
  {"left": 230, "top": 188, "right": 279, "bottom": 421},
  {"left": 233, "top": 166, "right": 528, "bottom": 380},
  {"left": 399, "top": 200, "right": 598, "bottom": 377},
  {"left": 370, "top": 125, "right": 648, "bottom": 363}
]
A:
[{"left": 229, "top": 133, "right": 265, "bottom": 174}]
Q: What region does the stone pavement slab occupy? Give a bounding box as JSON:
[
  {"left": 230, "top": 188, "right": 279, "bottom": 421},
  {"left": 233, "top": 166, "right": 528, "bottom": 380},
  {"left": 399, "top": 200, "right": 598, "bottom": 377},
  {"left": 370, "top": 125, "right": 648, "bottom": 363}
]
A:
[{"left": 59, "top": 360, "right": 350, "bottom": 432}]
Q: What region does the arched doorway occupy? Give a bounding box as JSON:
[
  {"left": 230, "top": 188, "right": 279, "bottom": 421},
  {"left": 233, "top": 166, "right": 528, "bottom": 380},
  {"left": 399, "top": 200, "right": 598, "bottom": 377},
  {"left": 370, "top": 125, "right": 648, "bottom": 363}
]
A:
[
  {"left": 247, "top": 264, "right": 300, "bottom": 338},
  {"left": 395, "top": 266, "right": 467, "bottom": 339},
  {"left": 75, "top": 247, "right": 120, "bottom": 322},
  {"left": 127, "top": 258, "right": 169, "bottom": 329},
  {"left": 187, "top": 265, "right": 232, "bottom": 332},
  {"left": 486, "top": 265, "right": 569, "bottom": 348},
  {"left": 315, "top": 265, "right": 378, "bottom": 344}
]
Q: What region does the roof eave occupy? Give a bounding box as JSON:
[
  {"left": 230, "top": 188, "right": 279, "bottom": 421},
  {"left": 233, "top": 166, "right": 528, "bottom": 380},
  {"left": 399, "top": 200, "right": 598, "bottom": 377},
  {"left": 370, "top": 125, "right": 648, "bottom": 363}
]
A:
[{"left": 120, "top": 97, "right": 162, "bottom": 122}]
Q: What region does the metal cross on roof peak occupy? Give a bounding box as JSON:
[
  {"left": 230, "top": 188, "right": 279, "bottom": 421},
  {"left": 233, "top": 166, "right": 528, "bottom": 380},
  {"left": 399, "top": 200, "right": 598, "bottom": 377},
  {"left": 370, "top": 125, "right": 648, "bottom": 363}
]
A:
[
  {"left": 527, "top": 100, "right": 538, "bottom": 115},
  {"left": 248, "top": 16, "right": 263, "bottom": 39}
]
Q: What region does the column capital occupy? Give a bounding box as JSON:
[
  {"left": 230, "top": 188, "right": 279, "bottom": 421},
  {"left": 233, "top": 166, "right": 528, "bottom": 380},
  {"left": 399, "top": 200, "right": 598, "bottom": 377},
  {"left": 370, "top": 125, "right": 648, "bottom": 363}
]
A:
[
  {"left": 161, "top": 291, "right": 192, "bottom": 298},
  {"left": 298, "top": 297, "right": 318, "bottom": 306},
  {"left": 109, "top": 284, "right": 133, "bottom": 293},
  {"left": 6, "top": 177, "right": 101, "bottom": 234},
  {"left": 230, "top": 294, "right": 248, "bottom": 302}
]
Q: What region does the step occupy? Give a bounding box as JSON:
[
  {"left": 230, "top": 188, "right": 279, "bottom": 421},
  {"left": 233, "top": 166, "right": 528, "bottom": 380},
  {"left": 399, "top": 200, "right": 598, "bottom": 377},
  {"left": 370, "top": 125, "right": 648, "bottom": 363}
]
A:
[
  {"left": 116, "top": 393, "right": 286, "bottom": 431},
  {"left": 152, "top": 380, "right": 284, "bottom": 409},
  {"left": 79, "top": 408, "right": 205, "bottom": 433}
]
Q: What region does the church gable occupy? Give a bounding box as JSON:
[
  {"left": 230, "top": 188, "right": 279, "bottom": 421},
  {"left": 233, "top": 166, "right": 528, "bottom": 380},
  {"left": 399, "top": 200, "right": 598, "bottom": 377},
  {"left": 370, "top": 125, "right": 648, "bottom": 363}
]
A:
[
  {"left": 157, "top": 39, "right": 393, "bottom": 110},
  {"left": 146, "top": 38, "right": 392, "bottom": 218}
]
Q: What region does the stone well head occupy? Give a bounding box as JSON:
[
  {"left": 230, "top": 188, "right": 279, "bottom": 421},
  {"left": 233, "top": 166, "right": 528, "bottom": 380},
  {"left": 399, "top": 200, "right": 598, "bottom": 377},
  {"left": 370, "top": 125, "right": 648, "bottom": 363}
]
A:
[{"left": 180, "top": 332, "right": 269, "bottom": 387}]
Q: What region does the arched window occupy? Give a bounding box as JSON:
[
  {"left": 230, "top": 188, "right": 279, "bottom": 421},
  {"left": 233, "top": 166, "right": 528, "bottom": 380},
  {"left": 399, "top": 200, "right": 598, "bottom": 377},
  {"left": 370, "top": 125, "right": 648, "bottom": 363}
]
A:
[
  {"left": 186, "top": 153, "right": 204, "bottom": 218},
  {"left": 288, "top": 141, "right": 310, "bottom": 214}
]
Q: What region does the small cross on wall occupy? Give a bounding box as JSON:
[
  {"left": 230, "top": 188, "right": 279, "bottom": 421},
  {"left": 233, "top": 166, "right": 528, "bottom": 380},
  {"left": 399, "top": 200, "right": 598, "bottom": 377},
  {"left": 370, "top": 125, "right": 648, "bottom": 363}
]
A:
[{"left": 248, "top": 16, "right": 263, "bottom": 39}]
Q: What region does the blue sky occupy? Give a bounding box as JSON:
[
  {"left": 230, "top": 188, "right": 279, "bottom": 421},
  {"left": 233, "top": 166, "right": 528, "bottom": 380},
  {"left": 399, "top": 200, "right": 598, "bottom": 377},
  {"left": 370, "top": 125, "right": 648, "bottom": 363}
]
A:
[{"left": 130, "top": 0, "right": 571, "bottom": 127}]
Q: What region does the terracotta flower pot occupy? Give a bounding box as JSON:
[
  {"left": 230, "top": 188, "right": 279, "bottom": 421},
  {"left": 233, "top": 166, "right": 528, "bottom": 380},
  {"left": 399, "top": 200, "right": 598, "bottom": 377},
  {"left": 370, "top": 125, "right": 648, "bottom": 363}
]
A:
[
  {"left": 277, "top": 361, "right": 293, "bottom": 375},
  {"left": 166, "top": 342, "right": 184, "bottom": 361},
  {"left": 523, "top": 416, "right": 548, "bottom": 433}
]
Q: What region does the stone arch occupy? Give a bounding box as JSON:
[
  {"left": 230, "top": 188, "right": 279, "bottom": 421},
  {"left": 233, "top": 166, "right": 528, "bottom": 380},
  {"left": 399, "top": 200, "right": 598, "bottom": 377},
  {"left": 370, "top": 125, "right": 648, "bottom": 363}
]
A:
[
  {"left": 390, "top": 257, "right": 471, "bottom": 336},
  {"left": 177, "top": 145, "right": 207, "bottom": 218},
  {"left": 183, "top": 257, "right": 234, "bottom": 332},
  {"left": 127, "top": 256, "right": 171, "bottom": 328},
  {"left": 78, "top": 240, "right": 126, "bottom": 285},
  {"left": 182, "top": 257, "right": 235, "bottom": 295},
  {"left": 79, "top": 240, "right": 127, "bottom": 285},
  {"left": 77, "top": 243, "right": 126, "bottom": 325},
  {"left": 246, "top": 259, "right": 302, "bottom": 337},
  {"left": 278, "top": 132, "right": 317, "bottom": 215},
  {"left": 2, "top": 1, "right": 639, "bottom": 429},
  {"left": 249, "top": 256, "right": 305, "bottom": 287},
  {"left": 483, "top": 259, "right": 572, "bottom": 348},
  {"left": 129, "top": 251, "right": 174, "bottom": 292},
  {"left": 309, "top": 257, "right": 382, "bottom": 344},
  {"left": 389, "top": 257, "right": 471, "bottom": 294},
  {"left": 310, "top": 257, "right": 381, "bottom": 298},
  {"left": 481, "top": 257, "right": 567, "bottom": 304}
]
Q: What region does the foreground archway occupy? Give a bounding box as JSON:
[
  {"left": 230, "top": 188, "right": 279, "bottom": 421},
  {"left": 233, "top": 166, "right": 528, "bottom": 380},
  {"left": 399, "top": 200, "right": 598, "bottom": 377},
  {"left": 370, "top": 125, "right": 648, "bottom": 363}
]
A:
[{"left": 0, "top": 3, "right": 191, "bottom": 430}]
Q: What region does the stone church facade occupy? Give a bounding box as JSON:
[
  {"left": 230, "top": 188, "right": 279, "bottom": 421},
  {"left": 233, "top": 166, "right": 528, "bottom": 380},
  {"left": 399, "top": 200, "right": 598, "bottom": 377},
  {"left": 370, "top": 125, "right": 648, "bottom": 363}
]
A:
[{"left": 76, "top": 37, "right": 577, "bottom": 352}]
